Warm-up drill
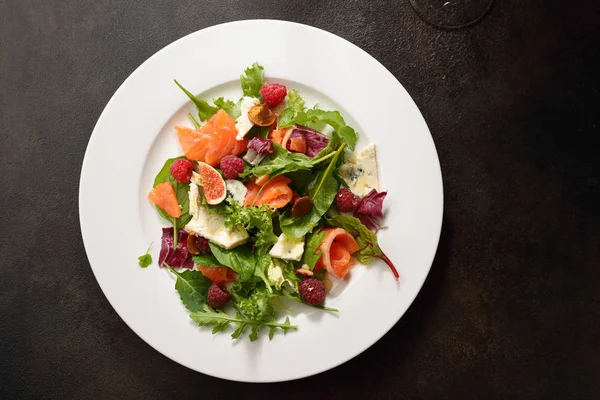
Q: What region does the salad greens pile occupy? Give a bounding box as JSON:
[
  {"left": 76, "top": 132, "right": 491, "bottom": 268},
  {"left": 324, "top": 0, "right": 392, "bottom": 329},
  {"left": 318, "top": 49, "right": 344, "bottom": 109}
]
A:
[{"left": 142, "top": 62, "right": 397, "bottom": 342}]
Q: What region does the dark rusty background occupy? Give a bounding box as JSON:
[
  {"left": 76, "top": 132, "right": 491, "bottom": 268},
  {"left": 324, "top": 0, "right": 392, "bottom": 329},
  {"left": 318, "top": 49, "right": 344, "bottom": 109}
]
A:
[{"left": 1, "top": 1, "right": 599, "bottom": 398}]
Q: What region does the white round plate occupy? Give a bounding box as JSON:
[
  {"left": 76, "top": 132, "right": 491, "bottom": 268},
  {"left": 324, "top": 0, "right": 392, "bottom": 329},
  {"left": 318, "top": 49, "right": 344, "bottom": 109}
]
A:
[{"left": 79, "top": 20, "right": 443, "bottom": 382}]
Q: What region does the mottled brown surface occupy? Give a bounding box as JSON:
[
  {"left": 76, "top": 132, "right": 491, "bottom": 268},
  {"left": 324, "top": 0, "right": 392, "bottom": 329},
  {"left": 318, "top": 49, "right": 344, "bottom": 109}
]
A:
[{"left": 1, "top": 1, "right": 599, "bottom": 398}]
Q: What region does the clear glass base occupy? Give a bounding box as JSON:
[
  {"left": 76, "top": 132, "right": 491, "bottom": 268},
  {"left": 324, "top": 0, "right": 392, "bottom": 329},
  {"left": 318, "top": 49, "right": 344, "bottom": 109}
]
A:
[{"left": 409, "top": 0, "right": 494, "bottom": 29}]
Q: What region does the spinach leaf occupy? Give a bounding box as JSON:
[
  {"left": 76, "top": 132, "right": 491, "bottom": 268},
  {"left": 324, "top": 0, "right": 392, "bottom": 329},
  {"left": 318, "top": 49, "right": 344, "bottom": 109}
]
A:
[
  {"left": 301, "top": 229, "right": 327, "bottom": 270},
  {"left": 253, "top": 253, "right": 273, "bottom": 293},
  {"left": 209, "top": 242, "right": 256, "bottom": 281},
  {"left": 174, "top": 80, "right": 217, "bottom": 121},
  {"left": 327, "top": 215, "right": 399, "bottom": 280},
  {"left": 166, "top": 265, "right": 212, "bottom": 312},
  {"left": 279, "top": 144, "right": 345, "bottom": 238},
  {"left": 191, "top": 253, "right": 221, "bottom": 267},
  {"left": 213, "top": 97, "right": 242, "bottom": 120},
  {"left": 278, "top": 89, "right": 306, "bottom": 128},
  {"left": 240, "top": 62, "right": 264, "bottom": 98}
]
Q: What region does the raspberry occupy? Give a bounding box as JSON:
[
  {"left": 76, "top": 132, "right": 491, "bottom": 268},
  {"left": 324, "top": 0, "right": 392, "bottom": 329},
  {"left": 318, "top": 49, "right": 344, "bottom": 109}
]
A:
[
  {"left": 334, "top": 187, "right": 360, "bottom": 213},
  {"left": 170, "top": 159, "right": 194, "bottom": 183},
  {"left": 220, "top": 155, "right": 245, "bottom": 179},
  {"left": 298, "top": 278, "right": 326, "bottom": 306},
  {"left": 260, "top": 83, "right": 287, "bottom": 108},
  {"left": 207, "top": 284, "right": 231, "bottom": 309}
]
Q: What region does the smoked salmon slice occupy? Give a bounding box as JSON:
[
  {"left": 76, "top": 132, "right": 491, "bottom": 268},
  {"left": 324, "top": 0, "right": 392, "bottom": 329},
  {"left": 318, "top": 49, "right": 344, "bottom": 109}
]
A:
[
  {"left": 176, "top": 109, "right": 246, "bottom": 166},
  {"left": 314, "top": 228, "right": 360, "bottom": 278},
  {"left": 148, "top": 182, "right": 181, "bottom": 218},
  {"left": 197, "top": 265, "right": 237, "bottom": 284},
  {"left": 244, "top": 175, "right": 293, "bottom": 209}
]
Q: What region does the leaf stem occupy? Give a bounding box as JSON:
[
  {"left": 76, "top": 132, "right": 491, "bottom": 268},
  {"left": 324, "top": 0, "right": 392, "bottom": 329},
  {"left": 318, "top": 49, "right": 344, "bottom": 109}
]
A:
[
  {"left": 380, "top": 249, "right": 399, "bottom": 281},
  {"left": 310, "top": 151, "right": 336, "bottom": 165},
  {"left": 310, "top": 143, "right": 346, "bottom": 201}
]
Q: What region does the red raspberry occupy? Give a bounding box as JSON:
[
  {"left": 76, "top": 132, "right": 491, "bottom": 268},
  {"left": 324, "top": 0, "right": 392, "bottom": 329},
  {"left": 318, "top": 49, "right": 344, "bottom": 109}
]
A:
[
  {"left": 207, "top": 284, "right": 231, "bottom": 309},
  {"left": 220, "top": 155, "right": 245, "bottom": 179},
  {"left": 260, "top": 83, "right": 287, "bottom": 108},
  {"left": 170, "top": 159, "right": 194, "bottom": 183},
  {"left": 298, "top": 278, "right": 326, "bottom": 306},
  {"left": 335, "top": 187, "right": 360, "bottom": 213}
]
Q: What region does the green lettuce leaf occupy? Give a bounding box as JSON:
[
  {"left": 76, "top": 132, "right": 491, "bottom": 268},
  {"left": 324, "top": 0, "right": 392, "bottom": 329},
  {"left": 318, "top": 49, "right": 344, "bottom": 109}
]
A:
[
  {"left": 166, "top": 265, "right": 212, "bottom": 312},
  {"left": 209, "top": 243, "right": 256, "bottom": 281},
  {"left": 254, "top": 252, "right": 274, "bottom": 293},
  {"left": 240, "top": 62, "right": 264, "bottom": 98},
  {"left": 279, "top": 144, "right": 345, "bottom": 238},
  {"left": 138, "top": 243, "right": 153, "bottom": 268},
  {"left": 174, "top": 80, "right": 218, "bottom": 121},
  {"left": 213, "top": 97, "right": 242, "bottom": 120},
  {"left": 278, "top": 89, "right": 307, "bottom": 128}
]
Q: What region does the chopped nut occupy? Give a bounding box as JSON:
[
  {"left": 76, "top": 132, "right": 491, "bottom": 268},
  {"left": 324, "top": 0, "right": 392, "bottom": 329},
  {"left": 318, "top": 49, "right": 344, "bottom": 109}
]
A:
[
  {"left": 295, "top": 268, "right": 314, "bottom": 277},
  {"left": 248, "top": 104, "right": 276, "bottom": 127},
  {"left": 291, "top": 196, "right": 313, "bottom": 217},
  {"left": 186, "top": 233, "right": 201, "bottom": 255}
]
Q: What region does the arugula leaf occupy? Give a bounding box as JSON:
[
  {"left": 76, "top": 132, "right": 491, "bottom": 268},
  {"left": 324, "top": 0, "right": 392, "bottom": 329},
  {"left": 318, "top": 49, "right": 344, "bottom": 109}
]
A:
[
  {"left": 165, "top": 265, "right": 212, "bottom": 312},
  {"left": 209, "top": 243, "right": 256, "bottom": 281},
  {"left": 220, "top": 198, "right": 278, "bottom": 249},
  {"left": 327, "top": 215, "right": 399, "bottom": 280},
  {"left": 153, "top": 157, "right": 193, "bottom": 247},
  {"left": 188, "top": 113, "right": 201, "bottom": 129},
  {"left": 191, "top": 253, "right": 221, "bottom": 267},
  {"left": 240, "top": 62, "right": 264, "bottom": 98},
  {"left": 190, "top": 304, "right": 297, "bottom": 341},
  {"left": 297, "top": 109, "right": 357, "bottom": 150},
  {"left": 279, "top": 144, "right": 345, "bottom": 238},
  {"left": 213, "top": 97, "right": 242, "bottom": 120},
  {"left": 247, "top": 143, "right": 313, "bottom": 178},
  {"left": 301, "top": 229, "right": 327, "bottom": 270},
  {"left": 174, "top": 80, "right": 218, "bottom": 121},
  {"left": 278, "top": 89, "right": 307, "bottom": 128},
  {"left": 138, "top": 243, "right": 153, "bottom": 268}
]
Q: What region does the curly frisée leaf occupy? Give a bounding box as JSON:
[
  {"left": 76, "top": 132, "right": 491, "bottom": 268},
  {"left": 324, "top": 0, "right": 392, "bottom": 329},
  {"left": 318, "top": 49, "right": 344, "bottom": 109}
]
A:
[{"left": 240, "top": 62, "right": 265, "bottom": 98}]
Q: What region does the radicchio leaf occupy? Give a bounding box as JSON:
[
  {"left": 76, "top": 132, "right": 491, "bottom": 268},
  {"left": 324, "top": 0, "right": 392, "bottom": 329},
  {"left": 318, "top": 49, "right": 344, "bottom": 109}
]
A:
[
  {"left": 354, "top": 189, "right": 387, "bottom": 231},
  {"left": 288, "top": 125, "right": 329, "bottom": 157},
  {"left": 248, "top": 137, "right": 274, "bottom": 155},
  {"left": 159, "top": 227, "right": 194, "bottom": 269}
]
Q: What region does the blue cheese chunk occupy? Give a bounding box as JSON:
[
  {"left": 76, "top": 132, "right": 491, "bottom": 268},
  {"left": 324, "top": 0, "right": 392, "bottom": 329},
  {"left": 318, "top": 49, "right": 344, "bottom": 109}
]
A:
[
  {"left": 225, "top": 179, "right": 247, "bottom": 205},
  {"left": 235, "top": 96, "right": 260, "bottom": 140},
  {"left": 339, "top": 143, "right": 379, "bottom": 196},
  {"left": 185, "top": 182, "right": 249, "bottom": 249},
  {"left": 269, "top": 234, "right": 305, "bottom": 261}
]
